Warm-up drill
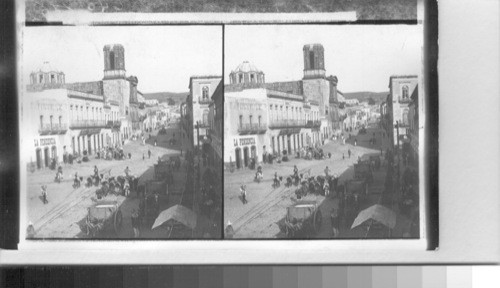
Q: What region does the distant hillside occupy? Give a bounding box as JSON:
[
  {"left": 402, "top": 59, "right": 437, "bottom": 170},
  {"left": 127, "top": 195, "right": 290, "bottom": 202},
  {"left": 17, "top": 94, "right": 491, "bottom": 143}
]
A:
[
  {"left": 142, "top": 92, "right": 188, "bottom": 105},
  {"left": 342, "top": 91, "right": 388, "bottom": 104}
]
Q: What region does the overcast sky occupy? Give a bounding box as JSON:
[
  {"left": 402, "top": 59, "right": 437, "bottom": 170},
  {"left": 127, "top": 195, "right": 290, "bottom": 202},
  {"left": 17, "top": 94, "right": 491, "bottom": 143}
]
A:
[
  {"left": 225, "top": 25, "right": 422, "bottom": 93},
  {"left": 23, "top": 26, "right": 222, "bottom": 93}
]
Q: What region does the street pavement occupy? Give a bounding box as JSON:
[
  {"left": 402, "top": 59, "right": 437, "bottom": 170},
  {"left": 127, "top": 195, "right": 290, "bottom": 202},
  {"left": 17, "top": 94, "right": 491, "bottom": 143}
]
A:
[
  {"left": 27, "top": 123, "right": 188, "bottom": 238},
  {"left": 224, "top": 123, "right": 416, "bottom": 239}
]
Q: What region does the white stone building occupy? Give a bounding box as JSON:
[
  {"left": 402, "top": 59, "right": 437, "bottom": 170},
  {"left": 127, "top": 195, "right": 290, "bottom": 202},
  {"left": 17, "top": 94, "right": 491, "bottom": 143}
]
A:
[{"left": 22, "top": 44, "right": 143, "bottom": 170}]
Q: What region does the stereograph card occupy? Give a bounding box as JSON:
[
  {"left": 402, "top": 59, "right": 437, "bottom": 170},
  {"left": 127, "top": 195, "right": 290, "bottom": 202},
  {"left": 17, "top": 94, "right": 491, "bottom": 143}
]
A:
[{"left": 2, "top": 0, "right": 445, "bottom": 264}]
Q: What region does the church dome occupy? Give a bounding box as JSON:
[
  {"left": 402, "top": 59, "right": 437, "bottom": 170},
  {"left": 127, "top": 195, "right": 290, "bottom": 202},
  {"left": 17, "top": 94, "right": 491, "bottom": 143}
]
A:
[
  {"left": 229, "top": 61, "right": 265, "bottom": 85},
  {"left": 37, "top": 61, "right": 60, "bottom": 73},
  {"left": 232, "top": 61, "right": 262, "bottom": 74},
  {"left": 30, "top": 61, "right": 65, "bottom": 85}
]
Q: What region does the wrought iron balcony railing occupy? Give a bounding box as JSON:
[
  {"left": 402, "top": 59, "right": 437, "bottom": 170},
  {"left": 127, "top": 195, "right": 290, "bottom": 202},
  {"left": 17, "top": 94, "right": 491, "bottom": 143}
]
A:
[
  {"left": 269, "top": 120, "right": 307, "bottom": 129},
  {"left": 39, "top": 123, "right": 68, "bottom": 135},
  {"left": 195, "top": 121, "right": 210, "bottom": 128},
  {"left": 238, "top": 123, "right": 267, "bottom": 134},
  {"left": 305, "top": 120, "right": 321, "bottom": 128},
  {"left": 398, "top": 97, "right": 412, "bottom": 103},
  {"left": 198, "top": 97, "right": 212, "bottom": 105},
  {"left": 70, "top": 120, "right": 107, "bottom": 129},
  {"left": 106, "top": 120, "right": 121, "bottom": 129}
]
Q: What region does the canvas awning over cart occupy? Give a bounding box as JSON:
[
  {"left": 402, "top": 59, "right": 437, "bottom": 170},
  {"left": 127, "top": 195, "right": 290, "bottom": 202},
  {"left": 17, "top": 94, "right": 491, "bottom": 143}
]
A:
[{"left": 152, "top": 204, "right": 197, "bottom": 230}]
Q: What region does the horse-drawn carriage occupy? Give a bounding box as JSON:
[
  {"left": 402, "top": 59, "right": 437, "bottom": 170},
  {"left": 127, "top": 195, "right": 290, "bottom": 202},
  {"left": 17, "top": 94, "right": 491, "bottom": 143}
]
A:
[
  {"left": 282, "top": 200, "right": 322, "bottom": 238},
  {"left": 85, "top": 201, "right": 123, "bottom": 237}
]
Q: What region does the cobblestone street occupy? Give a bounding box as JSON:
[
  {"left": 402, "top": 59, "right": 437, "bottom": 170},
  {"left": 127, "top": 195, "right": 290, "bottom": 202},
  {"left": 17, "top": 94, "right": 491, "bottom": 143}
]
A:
[
  {"left": 224, "top": 123, "right": 417, "bottom": 239},
  {"left": 27, "top": 124, "right": 194, "bottom": 238}
]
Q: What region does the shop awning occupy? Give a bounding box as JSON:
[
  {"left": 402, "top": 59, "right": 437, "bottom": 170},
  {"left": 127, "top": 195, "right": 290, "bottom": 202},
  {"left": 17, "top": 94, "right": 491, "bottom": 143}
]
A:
[
  {"left": 79, "top": 128, "right": 101, "bottom": 136},
  {"left": 278, "top": 128, "right": 301, "bottom": 136}
]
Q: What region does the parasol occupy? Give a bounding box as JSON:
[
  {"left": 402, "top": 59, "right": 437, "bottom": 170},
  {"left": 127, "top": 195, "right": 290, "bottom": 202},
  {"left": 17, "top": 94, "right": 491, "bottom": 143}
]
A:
[
  {"left": 152, "top": 204, "right": 197, "bottom": 230},
  {"left": 350, "top": 204, "right": 396, "bottom": 229}
]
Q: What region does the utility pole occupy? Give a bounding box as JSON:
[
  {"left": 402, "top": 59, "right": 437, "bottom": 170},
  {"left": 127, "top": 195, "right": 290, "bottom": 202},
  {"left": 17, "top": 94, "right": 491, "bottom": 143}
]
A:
[
  {"left": 196, "top": 120, "right": 201, "bottom": 187},
  {"left": 396, "top": 121, "right": 401, "bottom": 195}
]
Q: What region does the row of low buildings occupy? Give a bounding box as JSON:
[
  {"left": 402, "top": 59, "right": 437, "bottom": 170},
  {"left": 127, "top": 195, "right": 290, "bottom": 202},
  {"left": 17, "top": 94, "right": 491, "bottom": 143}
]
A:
[
  {"left": 380, "top": 75, "right": 420, "bottom": 163},
  {"left": 223, "top": 44, "right": 344, "bottom": 169},
  {"left": 22, "top": 44, "right": 156, "bottom": 170}
]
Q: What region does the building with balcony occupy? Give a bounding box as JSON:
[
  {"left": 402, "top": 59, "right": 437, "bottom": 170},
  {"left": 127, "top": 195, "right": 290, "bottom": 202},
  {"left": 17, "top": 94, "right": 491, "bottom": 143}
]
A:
[
  {"left": 408, "top": 85, "right": 420, "bottom": 167},
  {"left": 224, "top": 86, "right": 268, "bottom": 169},
  {"left": 386, "top": 75, "right": 419, "bottom": 148},
  {"left": 22, "top": 44, "right": 144, "bottom": 170},
  {"left": 207, "top": 80, "right": 223, "bottom": 183},
  {"left": 187, "top": 76, "right": 223, "bottom": 153},
  {"left": 224, "top": 53, "right": 328, "bottom": 169}
]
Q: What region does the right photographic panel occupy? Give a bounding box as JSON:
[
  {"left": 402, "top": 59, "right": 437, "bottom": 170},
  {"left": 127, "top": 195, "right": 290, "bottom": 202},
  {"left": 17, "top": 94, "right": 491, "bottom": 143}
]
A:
[{"left": 224, "top": 24, "right": 424, "bottom": 239}]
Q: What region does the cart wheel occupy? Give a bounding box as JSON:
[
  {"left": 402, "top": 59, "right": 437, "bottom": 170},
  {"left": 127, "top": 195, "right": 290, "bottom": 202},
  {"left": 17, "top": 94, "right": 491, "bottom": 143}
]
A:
[
  {"left": 85, "top": 215, "right": 92, "bottom": 237},
  {"left": 114, "top": 210, "right": 123, "bottom": 234},
  {"left": 285, "top": 225, "right": 291, "bottom": 237},
  {"left": 313, "top": 210, "right": 323, "bottom": 234}
]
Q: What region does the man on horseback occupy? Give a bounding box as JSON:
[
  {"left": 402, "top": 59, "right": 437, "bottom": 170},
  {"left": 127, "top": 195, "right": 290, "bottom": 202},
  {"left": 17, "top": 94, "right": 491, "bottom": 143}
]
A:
[
  {"left": 323, "top": 181, "right": 330, "bottom": 197},
  {"left": 273, "top": 172, "right": 280, "bottom": 188},
  {"left": 55, "top": 166, "right": 63, "bottom": 183},
  {"left": 254, "top": 165, "right": 263, "bottom": 183}
]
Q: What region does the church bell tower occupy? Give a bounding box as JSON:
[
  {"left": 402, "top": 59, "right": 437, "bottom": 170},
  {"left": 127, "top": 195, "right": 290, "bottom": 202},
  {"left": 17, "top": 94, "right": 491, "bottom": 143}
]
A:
[
  {"left": 103, "top": 44, "right": 126, "bottom": 79},
  {"left": 102, "top": 44, "right": 130, "bottom": 118},
  {"left": 303, "top": 44, "right": 326, "bottom": 79}
]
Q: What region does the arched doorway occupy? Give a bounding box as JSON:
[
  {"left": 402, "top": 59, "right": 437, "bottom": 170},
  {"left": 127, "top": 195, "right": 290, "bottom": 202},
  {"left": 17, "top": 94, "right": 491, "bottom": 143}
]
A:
[
  {"left": 51, "top": 145, "right": 57, "bottom": 162},
  {"left": 88, "top": 136, "right": 92, "bottom": 154},
  {"left": 44, "top": 147, "right": 49, "bottom": 167},
  {"left": 77, "top": 137, "right": 81, "bottom": 154},
  {"left": 235, "top": 148, "right": 241, "bottom": 169},
  {"left": 250, "top": 145, "right": 256, "bottom": 161},
  {"left": 36, "top": 148, "right": 42, "bottom": 169},
  {"left": 243, "top": 147, "right": 249, "bottom": 168},
  {"left": 277, "top": 136, "right": 281, "bottom": 154},
  {"left": 287, "top": 136, "right": 291, "bottom": 153}
]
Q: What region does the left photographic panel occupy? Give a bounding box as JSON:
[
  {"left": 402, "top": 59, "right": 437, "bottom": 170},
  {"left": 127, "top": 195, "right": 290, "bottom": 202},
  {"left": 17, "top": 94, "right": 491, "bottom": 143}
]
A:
[{"left": 20, "top": 25, "right": 223, "bottom": 240}]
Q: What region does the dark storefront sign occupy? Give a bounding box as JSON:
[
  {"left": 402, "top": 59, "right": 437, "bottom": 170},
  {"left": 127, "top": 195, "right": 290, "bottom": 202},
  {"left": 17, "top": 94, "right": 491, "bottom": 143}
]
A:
[
  {"left": 239, "top": 137, "right": 256, "bottom": 146},
  {"left": 35, "top": 137, "right": 56, "bottom": 147}
]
